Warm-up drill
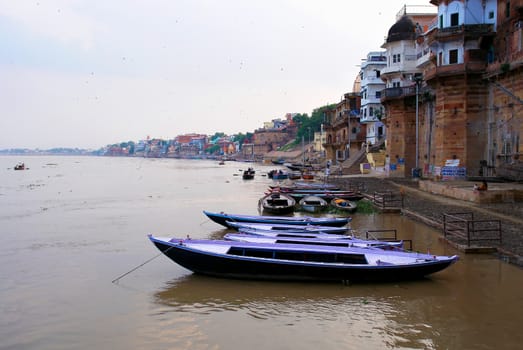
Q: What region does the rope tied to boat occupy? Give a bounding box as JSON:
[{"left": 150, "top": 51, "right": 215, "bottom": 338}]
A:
[{"left": 111, "top": 237, "right": 175, "bottom": 284}]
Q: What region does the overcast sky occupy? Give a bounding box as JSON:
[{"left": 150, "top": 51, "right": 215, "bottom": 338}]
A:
[{"left": 0, "top": 0, "right": 434, "bottom": 149}]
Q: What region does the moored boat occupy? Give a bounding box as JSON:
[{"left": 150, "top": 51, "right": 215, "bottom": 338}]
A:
[
  {"left": 203, "top": 210, "right": 350, "bottom": 228},
  {"left": 259, "top": 192, "right": 296, "bottom": 214},
  {"left": 226, "top": 221, "right": 350, "bottom": 234},
  {"left": 149, "top": 235, "right": 459, "bottom": 282},
  {"left": 284, "top": 190, "right": 364, "bottom": 201},
  {"left": 224, "top": 233, "right": 404, "bottom": 249},
  {"left": 331, "top": 198, "right": 358, "bottom": 213},
  {"left": 233, "top": 228, "right": 352, "bottom": 239},
  {"left": 299, "top": 195, "right": 329, "bottom": 213},
  {"left": 268, "top": 169, "right": 289, "bottom": 180}
]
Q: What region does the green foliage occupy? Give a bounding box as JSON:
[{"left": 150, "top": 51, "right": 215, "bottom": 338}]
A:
[
  {"left": 294, "top": 104, "right": 336, "bottom": 143},
  {"left": 204, "top": 144, "right": 221, "bottom": 154},
  {"left": 210, "top": 132, "right": 226, "bottom": 142},
  {"left": 354, "top": 199, "right": 377, "bottom": 214},
  {"left": 232, "top": 132, "right": 254, "bottom": 149}
]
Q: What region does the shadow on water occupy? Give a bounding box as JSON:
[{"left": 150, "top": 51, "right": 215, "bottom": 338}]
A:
[{"left": 150, "top": 274, "right": 462, "bottom": 349}]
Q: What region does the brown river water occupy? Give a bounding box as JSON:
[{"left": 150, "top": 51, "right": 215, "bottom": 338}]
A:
[{"left": 1, "top": 156, "right": 522, "bottom": 350}]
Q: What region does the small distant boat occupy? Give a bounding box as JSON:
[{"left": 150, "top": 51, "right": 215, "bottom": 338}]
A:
[
  {"left": 301, "top": 171, "right": 314, "bottom": 180},
  {"left": 259, "top": 192, "right": 296, "bottom": 214},
  {"left": 242, "top": 167, "right": 255, "bottom": 180},
  {"left": 226, "top": 221, "right": 350, "bottom": 234},
  {"left": 14, "top": 162, "right": 25, "bottom": 170},
  {"left": 288, "top": 171, "right": 302, "bottom": 180},
  {"left": 149, "top": 235, "right": 459, "bottom": 282},
  {"left": 268, "top": 169, "right": 289, "bottom": 180},
  {"left": 299, "top": 195, "right": 329, "bottom": 213},
  {"left": 218, "top": 160, "right": 225, "bottom": 165},
  {"left": 332, "top": 198, "right": 358, "bottom": 213},
  {"left": 203, "top": 211, "right": 351, "bottom": 228}
]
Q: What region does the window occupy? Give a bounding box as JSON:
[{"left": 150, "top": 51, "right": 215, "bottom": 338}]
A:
[
  {"left": 376, "top": 70, "right": 381, "bottom": 78},
  {"left": 449, "top": 49, "right": 458, "bottom": 64},
  {"left": 506, "top": 1, "right": 511, "bottom": 18},
  {"left": 489, "top": 11, "right": 494, "bottom": 20},
  {"left": 375, "top": 91, "right": 381, "bottom": 99},
  {"left": 369, "top": 107, "right": 374, "bottom": 116},
  {"left": 450, "top": 13, "right": 459, "bottom": 26},
  {"left": 439, "top": 14, "right": 443, "bottom": 28}
]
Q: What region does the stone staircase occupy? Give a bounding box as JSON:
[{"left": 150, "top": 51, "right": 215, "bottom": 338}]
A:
[
  {"left": 366, "top": 150, "right": 386, "bottom": 168},
  {"left": 340, "top": 139, "right": 386, "bottom": 175}
]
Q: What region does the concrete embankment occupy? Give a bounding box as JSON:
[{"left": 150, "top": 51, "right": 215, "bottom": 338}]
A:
[{"left": 330, "top": 176, "right": 523, "bottom": 267}]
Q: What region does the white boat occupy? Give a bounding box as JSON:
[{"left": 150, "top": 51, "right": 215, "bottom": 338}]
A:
[
  {"left": 299, "top": 195, "right": 329, "bottom": 213},
  {"left": 226, "top": 221, "right": 350, "bottom": 234},
  {"left": 224, "top": 233, "right": 404, "bottom": 249},
  {"left": 149, "top": 235, "right": 459, "bottom": 282}
]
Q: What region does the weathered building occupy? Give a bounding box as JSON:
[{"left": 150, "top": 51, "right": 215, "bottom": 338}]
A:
[
  {"left": 380, "top": 5, "right": 438, "bottom": 177},
  {"left": 483, "top": 0, "right": 523, "bottom": 180},
  {"left": 323, "top": 91, "right": 365, "bottom": 164}
]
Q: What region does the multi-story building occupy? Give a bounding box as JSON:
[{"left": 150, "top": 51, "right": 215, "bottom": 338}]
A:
[
  {"left": 252, "top": 114, "right": 297, "bottom": 158},
  {"left": 380, "top": 1, "right": 522, "bottom": 181},
  {"left": 359, "top": 51, "right": 387, "bottom": 145},
  {"left": 418, "top": 0, "right": 497, "bottom": 178},
  {"left": 484, "top": 0, "right": 523, "bottom": 180},
  {"left": 380, "top": 4, "right": 439, "bottom": 176},
  {"left": 322, "top": 89, "right": 365, "bottom": 164}
]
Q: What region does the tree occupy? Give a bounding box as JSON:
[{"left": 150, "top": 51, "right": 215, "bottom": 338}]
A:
[{"left": 294, "top": 104, "right": 335, "bottom": 143}]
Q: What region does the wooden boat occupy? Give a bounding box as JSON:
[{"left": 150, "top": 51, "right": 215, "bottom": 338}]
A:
[
  {"left": 268, "top": 169, "right": 289, "bottom": 180},
  {"left": 226, "top": 221, "right": 350, "bottom": 234},
  {"left": 268, "top": 182, "right": 340, "bottom": 191},
  {"left": 288, "top": 171, "right": 302, "bottom": 180},
  {"left": 224, "top": 233, "right": 404, "bottom": 249},
  {"left": 331, "top": 198, "right": 358, "bottom": 213},
  {"left": 299, "top": 195, "right": 329, "bottom": 213},
  {"left": 276, "top": 190, "right": 364, "bottom": 201},
  {"left": 232, "top": 228, "right": 352, "bottom": 239},
  {"left": 242, "top": 167, "right": 255, "bottom": 180},
  {"left": 301, "top": 171, "right": 314, "bottom": 180},
  {"left": 149, "top": 235, "right": 459, "bottom": 282},
  {"left": 259, "top": 192, "right": 296, "bottom": 214},
  {"left": 203, "top": 210, "right": 350, "bottom": 228}
]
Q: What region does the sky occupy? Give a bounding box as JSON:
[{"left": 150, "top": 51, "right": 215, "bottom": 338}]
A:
[{"left": 0, "top": 0, "right": 435, "bottom": 149}]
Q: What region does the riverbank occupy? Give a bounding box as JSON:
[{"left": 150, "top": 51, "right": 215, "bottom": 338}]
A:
[{"left": 330, "top": 176, "right": 523, "bottom": 267}]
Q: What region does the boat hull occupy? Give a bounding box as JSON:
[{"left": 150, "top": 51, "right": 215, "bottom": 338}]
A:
[
  {"left": 150, "top": 237, "right": 458, "bottom": 283},
  {"left": 203, "top": 211, "right": 350, "bottom": 228}
]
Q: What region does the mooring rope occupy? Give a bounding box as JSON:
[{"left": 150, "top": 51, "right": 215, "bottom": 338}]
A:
[{"left": 111, "top": 246, "right": 173, "bottom": 284}]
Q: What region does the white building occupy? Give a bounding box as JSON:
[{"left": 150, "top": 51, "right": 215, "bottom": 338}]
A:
[{"left": 359, "top": 51, "right": 387, "bottom": 145}]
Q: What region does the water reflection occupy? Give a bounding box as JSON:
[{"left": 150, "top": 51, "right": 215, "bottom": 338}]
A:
[{"left": 152, "top": 275, "right": 458, "bottom": 349}]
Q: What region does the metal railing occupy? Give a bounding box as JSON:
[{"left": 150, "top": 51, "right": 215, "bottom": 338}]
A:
[
  {"left": 363, "top": 229, "right": 413, "bottom": 251},
  {"left": 442, "top": 212, "right": 502, "bottom": 246},
  {"left": 372, "top": 191, "right": 404, "bottom": 209}
]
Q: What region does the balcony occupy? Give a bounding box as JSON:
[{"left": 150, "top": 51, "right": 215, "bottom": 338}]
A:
[
  {"left": 427, "top": 24, "right": 494, "bottom": 44},
  {"left": 425, "top": 49, "right": 488, "bottom": 81},
  {"left": 380, "top": 86, "right": 417, "bottom": 102},
  {"left": 360, "top": 115, "right": 379, "bottom": 123}
]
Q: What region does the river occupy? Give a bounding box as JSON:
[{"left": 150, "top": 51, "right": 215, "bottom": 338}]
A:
[{"left": 1, "top": 156, "right": 522, "bottom": 350}]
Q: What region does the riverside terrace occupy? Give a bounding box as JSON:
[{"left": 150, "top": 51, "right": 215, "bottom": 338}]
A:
[{"left": 328, "top": 175, "right": 523, "bottom": 267}]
